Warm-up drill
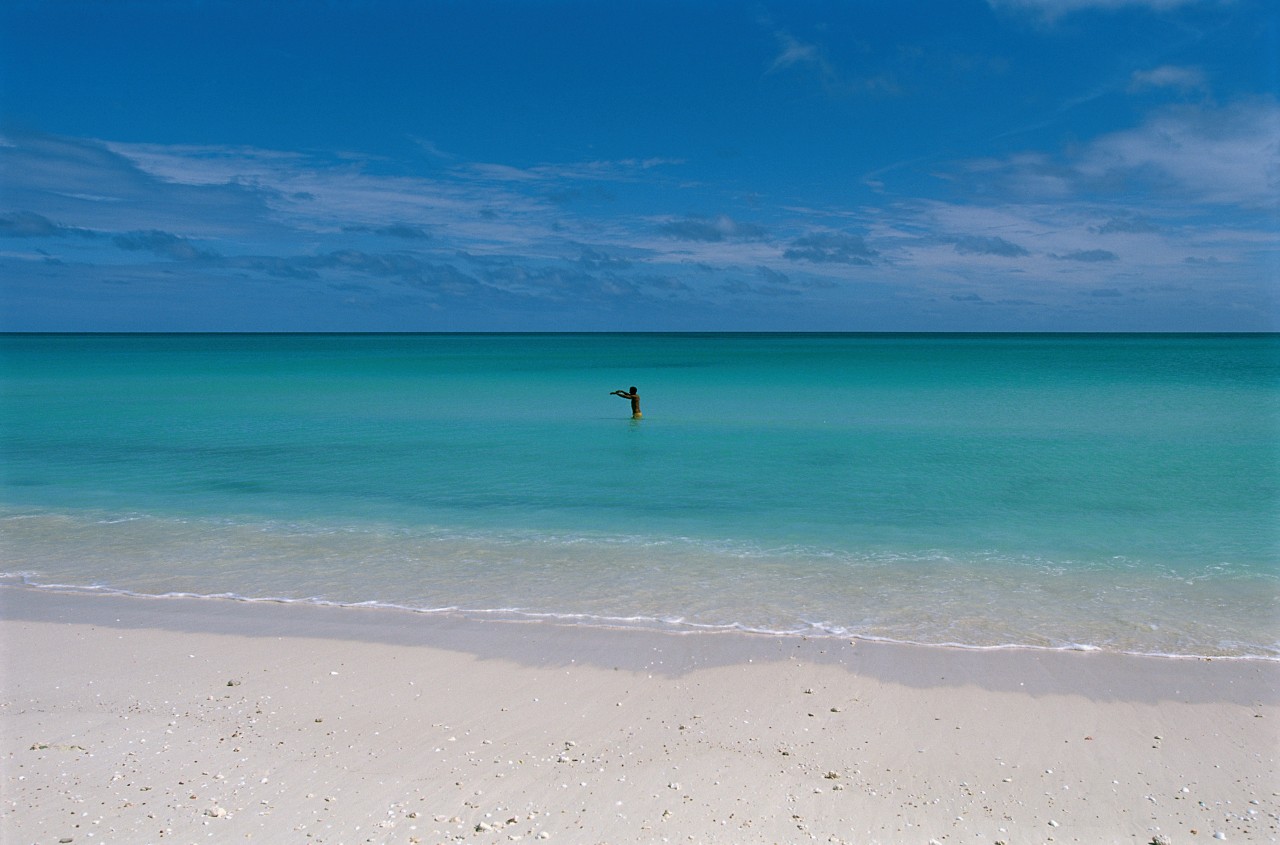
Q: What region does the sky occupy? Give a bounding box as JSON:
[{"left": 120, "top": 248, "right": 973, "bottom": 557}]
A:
[{"left": 1, "top": 0, "right": 1276, "bottom": 331}]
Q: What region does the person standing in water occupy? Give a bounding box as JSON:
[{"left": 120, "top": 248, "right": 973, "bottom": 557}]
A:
[{"left": 610, "top": 386, "right": 641, "bottom": 419}]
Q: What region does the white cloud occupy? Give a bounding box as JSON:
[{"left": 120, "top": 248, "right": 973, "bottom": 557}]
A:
[
  {"left": 863, "top": 196, "right": 1262, "bottom": 306},
  {"left": 763, "top": 29, "right": 900, "bottom": 96},
  {"left": 461, "top": 158, "right": 682, "bottom": 184},
  {"left": 4, "top": 126, "right": 1274, "bottom": 329},
  {"left": 1077, "top": 99, "right": 1280, "bottom": 206},
  {"left": 953, "top": 100, "right": 1280, "bottom": 208},
  {"left": 97, "top": 140, "right": 608, "bottom": 258},
  {"left": 768, "top": 32, "right": 830, "bottom": 75},
  {"left": 99, "top": 141, "right": 309, "bottom": 186},
  {"left": 1128, "top": 65, "right": 1207, "bottom": 92},
  {"left": 409, "top": 136, "right": 456, "bottom": 160},
  {"left": 988, "top": 0, "right": 1205, "bottom": 18}
]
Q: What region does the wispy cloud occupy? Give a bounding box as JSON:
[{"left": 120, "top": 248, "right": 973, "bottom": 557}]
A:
[
  {"left": 461, "top": 157, "right": 683, "bottom": 185},
  {"left": 768, "top": 31, "right": 832, "bottom": 76},
  {"left": 1052, "top": 248, "right": 1120, "bottom": 262},
  {"left": 783, "top": 232, "right": 878, "bottom": 265},
  {"left": 960, "top": 100, "right": 1280, "bottom": 208},
  {"left": 1093, "top": 216, "right": 1159, "bottom": 234},
  {"left": 577, "top": 247, "right": 633, "bottom": 271},
  {"left": 0, "top": 132, "right": 747, "bottom": 323},
  {"left": 2, "top": 107, "right": 1274, "bottom": 331},
  {"left": 409, "top": 136, "right": 456, "bottom": 161},
  {"left": 763, "top": 28, "right": 899, "bottom": 96},
  {"left": 0, "top": 211, "right": 96, "bottom": 238},
  {"left": 1128, "top": 65, "right": 1208, "bottom": 93},
  {"left": 1078, "top": 99, "right": 1280, "bottom": 207},
  {"left": 953, "top": 236, "right": 1030, "bottom": 257},
  {"left": 988, "top": 0, "right": 1207, "bottom": 20},
  {"left": 114, "top": 230, "right": 217, "bottom": 260},
  {"left": 343, "top": 223, "right": 433, "bottom": 240},
  {"left": 657, "top": 215, "right": 766, "bottom": 242},
  {"left": 2, "top": 134, "right": 276, "bottom": 238}
]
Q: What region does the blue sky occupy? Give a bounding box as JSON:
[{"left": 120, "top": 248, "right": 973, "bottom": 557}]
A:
[{"left": 1, "top": 0, "right": 1276, "bottom": 331}]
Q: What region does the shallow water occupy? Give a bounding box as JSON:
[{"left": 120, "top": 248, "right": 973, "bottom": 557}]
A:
[{"left": 2, "top": 333, "right": 1276, "bottom": 656}]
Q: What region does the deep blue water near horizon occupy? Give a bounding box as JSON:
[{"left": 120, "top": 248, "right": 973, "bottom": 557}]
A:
[{"left": 2, "top": 333, "right": 1277, "bottom": 657}]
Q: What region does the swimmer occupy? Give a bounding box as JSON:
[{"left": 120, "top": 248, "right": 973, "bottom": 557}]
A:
[{"left": 610, "top": 386, "right": 642, "bottom": 419}]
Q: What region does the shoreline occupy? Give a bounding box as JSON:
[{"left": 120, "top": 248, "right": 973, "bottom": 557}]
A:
[
  {"left": 5, "top": 583, "right": 1280, "bottom": 690},
  {"left": 3, "top": 586, "right": 1277, "bottom": 843},
  {"left": 5, "top": 570, "right": 1277, "bottom": 664}
]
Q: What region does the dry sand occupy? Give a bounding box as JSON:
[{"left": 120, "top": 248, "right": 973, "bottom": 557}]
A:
[{"left": 2, "top": 587, "right": 1276, "bottom": 844}]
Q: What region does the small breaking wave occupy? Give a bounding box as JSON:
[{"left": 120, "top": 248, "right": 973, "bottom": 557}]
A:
[{"left": 2, "top": 573, "right": 1276, "bottom": 662}]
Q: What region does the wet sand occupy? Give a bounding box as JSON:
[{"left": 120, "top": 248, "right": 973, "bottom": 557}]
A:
[{"left": 2, "top": 587, "right": 1276, "bottom": 843}]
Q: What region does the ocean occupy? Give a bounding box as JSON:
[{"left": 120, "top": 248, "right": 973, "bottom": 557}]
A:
[{"left": 1, "top": 333, "right": 1276, "bottom": 658}]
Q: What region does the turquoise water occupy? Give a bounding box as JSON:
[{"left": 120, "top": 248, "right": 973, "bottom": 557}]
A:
[{"left": 2, "top": 333, "right": 1277, "bottom": 657}]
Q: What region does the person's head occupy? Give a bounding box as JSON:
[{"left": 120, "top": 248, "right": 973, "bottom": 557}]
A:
[{"left": 629, "top": 386, "right": 637, "bottom": 394}]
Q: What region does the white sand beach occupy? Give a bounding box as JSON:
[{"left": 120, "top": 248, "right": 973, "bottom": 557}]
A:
[{"left": 2, "top": 587, "right": 1276, "bottom": 844}]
